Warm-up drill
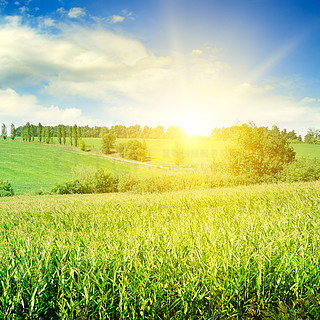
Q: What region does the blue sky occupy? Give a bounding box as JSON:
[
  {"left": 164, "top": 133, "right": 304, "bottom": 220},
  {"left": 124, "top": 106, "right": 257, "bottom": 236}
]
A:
[{"left": 0, "top": 0, "right": 320, "bottom": 135}]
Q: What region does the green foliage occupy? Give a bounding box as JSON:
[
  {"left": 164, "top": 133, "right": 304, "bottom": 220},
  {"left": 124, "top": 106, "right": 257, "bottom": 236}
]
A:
[
  {"left": 1, "top": 123, "right": 7, "bottom": 140},
  {"left": 93, "top": 168, "right": 118, "bottom": 193},
  {"left": 304, "top": 128, "right": 320, "bottom": 144},
  {"left": 45, "top": 126, "right": 51, "bottom": 144},
  {"left": 277, "top": 158, "right": 320, "bottom": 182},
  {"left": 78, "top": 138, "right": 86, "bottom": 151},
  {"left": 62, "top": 125, "right": 66, "bottom": 144},
  {"left": 101, "top": 133, "right": 116, "bottom": 154},
  {"left": 73, "top": 124, "right": 78, "bottom": 147},
  {"left": 10, "top": 123, "right": 16, "bottom": 140},
  {"left": 37, "top": 123, "right": 43, "bottom": 142},
  {"left": 0, "top": 141, "right": 154, "bottom": 194},
  {"left": 0, "top": 179, "right": 14, "bottom": 196},
  {"left": 69, "top": 126, "right": 73, "bottom": 146},
  {"left": 52, "top": 167, "right": 118, "bottom": 194},
  {"left": 51, "top": 179, "right": 89, "bottom": 194},
  {"left": 3, "top": 183, "right": 320, "bottom": 318},
  {"left": 57, "top": 125, "right": 62, "bottom": 144},
  {"left": 116, "top": 139, "right": 147, "bottom": 161},
  {"left": 226, "top": 122, "right": 295, "bottom": 180}
]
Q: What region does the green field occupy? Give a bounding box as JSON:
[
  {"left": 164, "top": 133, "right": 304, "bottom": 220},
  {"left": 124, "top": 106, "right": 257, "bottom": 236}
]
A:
[
  {"left": 83, "top": 137, "right": 320, "bottom": 165},
  {"left": 2, "top": 138, "right": 320, "bottom": 194},
  {"left": 0, "top": 140, "right": 158, "bottom": 194},
  {"left": 1, "top": 181, "right": 320, "bottom": 318},
  {"left": 291, "top": 143, "right": 320, "bottom": 158}
]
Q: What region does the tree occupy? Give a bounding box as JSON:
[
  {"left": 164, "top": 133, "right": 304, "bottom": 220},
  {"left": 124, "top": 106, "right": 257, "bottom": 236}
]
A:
[
  {"left": 25, "top": 122, "right": 31, "bottom": 142},
  {"left": 62, "top": 125, "right": 66, "bottom": 144},
  {"left": 31, "top": 125, "right": 35, "bottom": 142},
  {"left": 10, "top": 123, "right": 16, "bottom": 140},
  {"left": 174, "top": 141, "right": 184, "bottom": 166},
  {"left": 226, "top": 122, "right": 295, "bottom": 180},
  {"left": 69, "top": 126, "right": 73, "bottom": 146},
  {"left": 101, "top": 133, "right": 117, "bottom": 154},
  {"left": 78, "top": 138, "right": 86, "bottom": 151},
  {"left": 1, "top": 123, "right": 7, "bottom": 140},
  {"left": 304, "top": 128, "right": 320, "bottom": 144},
  {"left": 77, "top": 126, "right": 82, "bottom": 140},
  {"left": 73, "top": 124, "right": 78, "bottom": 147},
  {"left": 57, "top": 125, "right": 62, "bottom": 144},
  {"left": 45, "top": 126, "right": 51, "bottom": 144},
  {"left": 116, "top": 139, "right": 147, "bottom": 161},
  {"left": 37, "top": 123, "right": 43, "bottom": 142}
]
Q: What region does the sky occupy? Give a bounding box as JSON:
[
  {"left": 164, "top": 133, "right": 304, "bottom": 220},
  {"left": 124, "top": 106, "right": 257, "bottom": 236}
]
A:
[{"left": 1, "top": 0, "right": 320, "bottom": 135}]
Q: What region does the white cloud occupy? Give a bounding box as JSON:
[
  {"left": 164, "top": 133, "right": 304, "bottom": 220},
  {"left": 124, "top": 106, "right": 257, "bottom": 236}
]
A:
[
  {"left": 191, "top": 49, "right": 203, "bottom": 56},
  {"left": 67, "top": 7, "right": 86, "bottom": 19},
  {"left": 57, "top": 7, "right": 66, "bottom": 15},
  {"left": 300, "top": 97, "right": 317, "bottom": 104},
  {"left": 41, "top": 18, "right": 55, "bottom": 27},
  {"left": 108, "top": 15, "right": 125, "bottom": 24},
  {"left": 0, "top": 19, "right": 318, "bottom": 134},
  {"left": 0, "top": 88, "right": 99, "bottom": 126},
  {"left": 19, "top": 6, "right": 29, "bottom": 14}
]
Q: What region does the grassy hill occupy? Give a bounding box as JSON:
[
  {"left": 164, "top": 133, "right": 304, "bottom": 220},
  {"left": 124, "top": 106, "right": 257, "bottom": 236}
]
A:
[
  {"left": 1, "top": 181, "right": 320, "bottom": 318},
  {"left": 0, "top": 140, "right": 158, "bottom": 194}
]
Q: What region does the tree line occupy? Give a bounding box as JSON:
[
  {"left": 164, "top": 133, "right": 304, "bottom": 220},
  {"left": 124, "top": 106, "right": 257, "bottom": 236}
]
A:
[
  {"left": 211, "top": 125, "right": 303, "bottom": 142},
  {"left": 10, "top": 123, "right": 185, "bottom": 140}
]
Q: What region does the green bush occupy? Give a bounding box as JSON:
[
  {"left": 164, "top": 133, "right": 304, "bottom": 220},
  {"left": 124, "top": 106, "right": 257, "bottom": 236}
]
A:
[
  {"left": 0, "top": 180, "right": 14, "bottom": 196},
  {"left": 226, "top": 122, "right": 295, "bottom": 180},
  {"left": 51, "top": 179, "right": 89, "bottom": 194},
  {"left": 117, "top": 174, "right": 139, "bottom": 192},
  {"left": 116, "top": 139, "right": 147, "bottom": 161},
  {"left": 277, "top": 158, "right": 320, "bottom": 182},
  {"left": 93, "top": 169, "right": 118, "bottom": 193},
  {"left": 51, "top": 167, "right": 118, "bottom": 194},
  {"left": 78, "top": 138, "right": 86, "bottom": 151}
]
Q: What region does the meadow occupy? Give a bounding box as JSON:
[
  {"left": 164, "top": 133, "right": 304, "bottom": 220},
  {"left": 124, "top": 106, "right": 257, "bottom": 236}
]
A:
[
  {"left": 83, "top": 137, "right": 320, "bottom": 166},
  {"left": 0, "top": 140, "right": 158, "bottom": 194},
  {"left": 1, "top": 181, "right": 320, "bottom": 318},
  {"left": 1, "top": 138, "right": 320, "bottom": 194}
]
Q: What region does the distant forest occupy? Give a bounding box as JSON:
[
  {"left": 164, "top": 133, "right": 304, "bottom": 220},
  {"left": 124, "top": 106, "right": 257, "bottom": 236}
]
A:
[
  {"left": 3, "top": 122, "right": 319, "bottom": 144},
  {"left": 15, "top": 123, "right": 184, "bottom": 139}
]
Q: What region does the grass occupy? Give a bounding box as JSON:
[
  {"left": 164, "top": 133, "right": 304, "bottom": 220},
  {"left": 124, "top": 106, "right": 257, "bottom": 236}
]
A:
[
  {"left": 0, "top": 140, "right": 158, "bottom": 194},
  {"left": 85, "top": 137, "right": 228, "bottom": 166},
  {"left": 1, "top": 181, "right": 320, "bottom": 318},
  {"left": 291, "top": 143, "right": 320, "bottom": 159},
  {"left": 84, "top": 137, "right": 320, "bottom": 165}
]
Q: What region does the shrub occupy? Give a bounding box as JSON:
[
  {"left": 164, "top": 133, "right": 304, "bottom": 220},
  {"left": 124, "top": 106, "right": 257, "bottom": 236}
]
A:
[
  {"left": 117, "top": 174, "right": 139, "bottom": 192},
  {"left": 51, "top": 179, "right": 89, "bottom": 194},
  {"left": 51, "top": 167, "right": 118, "bottom": 194},
  {"left": 226, "top": 122, "right": 295, "bottom": 181},
  {"left": 101, "top": 133, "right": 117, "bottom": 154},
  {"left": 277, "top": 158, "right": 320, "bottom": 182},
  {"left": 0, "top": 180, "right": 14, "bottom": 196},
  {"left": 78, "top": 138, "right": 86, "bottom": 151},
  {"left": 116, "top": 140, "right": 147, "bottom": 161},
  {"left": 93, "top": 169, "right": 118, "bottom": 193}
]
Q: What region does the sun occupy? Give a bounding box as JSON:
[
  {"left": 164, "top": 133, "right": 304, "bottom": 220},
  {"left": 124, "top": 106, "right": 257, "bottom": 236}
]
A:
[{"left": 179, "top": 114, "right": 211, "bottom": 136}]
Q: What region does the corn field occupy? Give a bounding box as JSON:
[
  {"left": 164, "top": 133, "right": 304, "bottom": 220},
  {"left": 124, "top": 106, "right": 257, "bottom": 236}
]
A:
[{"left": 1, "top": 182, "right": 320, "bottom": 318}]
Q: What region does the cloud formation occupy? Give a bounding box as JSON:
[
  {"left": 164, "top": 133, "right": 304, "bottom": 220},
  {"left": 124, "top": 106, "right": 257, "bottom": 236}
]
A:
[
  {"left": 67, "top": 7, "right": 86, "bottom": 19},
  {"left": 0, "top": 17, "right": 318, "bottom": 134},
  {"left": 0, "top": 88, "right": 97, "bottom": 126},
  {"left": 108, "top": 15, "right": 125, "bottom": 24}
]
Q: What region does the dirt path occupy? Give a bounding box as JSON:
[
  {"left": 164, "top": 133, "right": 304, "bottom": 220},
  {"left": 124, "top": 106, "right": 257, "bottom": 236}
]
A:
[{"left": 98, "top": 154, "right": 177, "bottom": 170}]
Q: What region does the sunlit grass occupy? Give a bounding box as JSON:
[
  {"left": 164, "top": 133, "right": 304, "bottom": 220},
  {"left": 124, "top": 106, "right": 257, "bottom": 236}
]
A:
[
  {"left": 0, "top": 140, "right": 157, "bottom": 194},
  {"left": 1, "top": 181, "right": 320, "bottom": 318}
]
